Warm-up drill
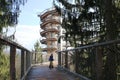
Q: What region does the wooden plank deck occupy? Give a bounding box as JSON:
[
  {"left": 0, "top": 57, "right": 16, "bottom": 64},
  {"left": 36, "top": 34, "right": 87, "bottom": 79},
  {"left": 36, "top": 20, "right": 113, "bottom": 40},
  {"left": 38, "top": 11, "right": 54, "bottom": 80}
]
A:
[{"left": 26, "top": 62, "right": 79, "bottom": 80}]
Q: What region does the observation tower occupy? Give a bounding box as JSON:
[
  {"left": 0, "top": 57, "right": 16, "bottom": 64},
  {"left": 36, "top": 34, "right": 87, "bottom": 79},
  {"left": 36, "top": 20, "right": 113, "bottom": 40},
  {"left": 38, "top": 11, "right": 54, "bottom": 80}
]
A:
[{"left": 38, "top": 7, "right": 61, "bottom": 60}]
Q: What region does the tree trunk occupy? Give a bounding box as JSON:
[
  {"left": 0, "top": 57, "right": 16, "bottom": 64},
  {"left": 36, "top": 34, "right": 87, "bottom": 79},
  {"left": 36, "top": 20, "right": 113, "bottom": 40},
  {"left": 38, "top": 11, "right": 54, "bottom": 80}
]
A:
[{"left": 104, "top": 0, "right": 117, "bottom": 80}]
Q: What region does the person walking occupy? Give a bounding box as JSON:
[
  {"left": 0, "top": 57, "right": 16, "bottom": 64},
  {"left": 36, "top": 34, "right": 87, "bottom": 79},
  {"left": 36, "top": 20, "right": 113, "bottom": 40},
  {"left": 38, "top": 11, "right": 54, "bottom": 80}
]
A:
[{"left": 49, "top": 54, "right": 54, "bottom": 69}]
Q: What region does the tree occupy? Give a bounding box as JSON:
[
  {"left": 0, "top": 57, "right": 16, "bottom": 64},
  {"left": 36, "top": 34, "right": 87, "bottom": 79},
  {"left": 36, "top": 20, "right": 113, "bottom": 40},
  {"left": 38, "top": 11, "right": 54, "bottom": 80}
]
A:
[
  {"left": 54, "top": 0, "right": 120, "bottom": 80},
  {"left": 34, "top": 40, "right": 42, "bottom": 63},
  {"left": 0, "top": 0, "right": 27, "bottom": 31},
  {"left": 0, "top": 0, "right": 27, "bottom": 79},
  {"left": 54, "top": 0, "right": 101, "bottom": 47},
  {"left": 104, "top": 0, "right": 120, "bottom": 80},
  {"left": 0, "top": 0, "right": 28, "bottom": 54}
]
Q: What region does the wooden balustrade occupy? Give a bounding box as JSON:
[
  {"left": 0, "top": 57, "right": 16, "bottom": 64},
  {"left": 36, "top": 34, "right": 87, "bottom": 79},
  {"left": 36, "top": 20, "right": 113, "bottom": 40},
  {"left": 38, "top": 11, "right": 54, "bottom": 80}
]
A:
[{"left": 0, "top": 37, "right": 32, "bottom": 80}]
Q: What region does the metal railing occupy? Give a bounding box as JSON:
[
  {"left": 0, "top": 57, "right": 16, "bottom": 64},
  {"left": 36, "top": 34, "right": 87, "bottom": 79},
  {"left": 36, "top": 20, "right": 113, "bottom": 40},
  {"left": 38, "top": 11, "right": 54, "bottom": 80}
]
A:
[
  {"left": 0, "top": 37, "right": 32, "bottom": 80},
  {"left": 58, "top": 39, "right": 120, "bottom": 80}
]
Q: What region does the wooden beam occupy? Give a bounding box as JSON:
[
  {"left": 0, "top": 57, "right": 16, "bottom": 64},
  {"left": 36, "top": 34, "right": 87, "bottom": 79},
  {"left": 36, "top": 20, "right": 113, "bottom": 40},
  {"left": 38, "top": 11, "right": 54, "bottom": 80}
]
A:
[
  {"left": 0, "top": 37, "right": 30, "bottom": 52},
  {"left": 10, "top": 45, "right": 16, "bottom": 80},
  {"left": 58, "top": 52, "right": 61, "bottom": 66},
  {"left": 75, "top": 50, "right": 79, "bottom": 73},
  {"left": 95, "top": 47, "right": 103, "bottom": 80},
  {"left": 65, "top": 51, "right": 68, "bottom": 68},
  {"left": 21, "top": 50, "right": 24, "bottom": 78}
]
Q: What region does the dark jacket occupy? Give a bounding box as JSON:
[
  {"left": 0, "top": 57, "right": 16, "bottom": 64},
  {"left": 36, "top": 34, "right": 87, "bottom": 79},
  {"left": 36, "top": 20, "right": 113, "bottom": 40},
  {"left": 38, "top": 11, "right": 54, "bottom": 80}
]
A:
[{"left": 49, "top": 55, "right": 54, "bottom": 61}]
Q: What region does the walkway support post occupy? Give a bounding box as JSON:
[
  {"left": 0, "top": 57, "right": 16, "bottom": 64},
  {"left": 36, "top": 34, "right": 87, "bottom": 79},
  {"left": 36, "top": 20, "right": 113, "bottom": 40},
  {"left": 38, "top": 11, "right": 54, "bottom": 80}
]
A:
[
  {"left": 58, "top": 52, "right": 61, "bottom": 66},
  {"left": 75, "top": 49, "right": 79, "bottom": 73},
  {"left": 28, "top": 52, "right": 30, "bottom": 69},
  {"left": 29, "top": 52, "right": 31, "bottom": 67},
  {"left": 62, "top": 52, "right": 64, "bottom": 67},
  {"left": 95, "top": 47, "right": 103, "bottom": 80},
  {"left": 28, "top": 51, "right": 31, "bottom": 69},
  {"left": 26, "top": 51, "right": 29, "bottom": 71},
  {"left": 21, "top": 49, "right": 24, "bottom": 78},
  {"left": 65, "top": 51, "right": 68, "bottom": 68},
  {"left": 10, "top": 45, "right": 16, "bottom": 80}
]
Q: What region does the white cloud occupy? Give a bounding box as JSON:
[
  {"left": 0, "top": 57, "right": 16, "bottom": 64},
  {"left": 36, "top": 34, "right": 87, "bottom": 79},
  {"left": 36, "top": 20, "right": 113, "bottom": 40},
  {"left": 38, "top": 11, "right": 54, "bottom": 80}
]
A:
[{"left": 14, "top": 25, "right": 41, "bottom": 50}]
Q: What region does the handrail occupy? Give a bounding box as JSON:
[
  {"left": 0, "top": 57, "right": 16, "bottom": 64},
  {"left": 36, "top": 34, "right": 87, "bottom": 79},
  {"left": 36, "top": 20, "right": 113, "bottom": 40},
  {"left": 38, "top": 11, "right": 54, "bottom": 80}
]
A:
[
  {"left": 0, "top": 37, "right": 32, "bottom": 80},
  {"left": 0, "top": 37, "right": 30, "bottom": 52},
  {"left": 58, "top": 39, "right": 120, "bottom": 52},
  {"left": 58, "top": 39, "right": 120, "bottom": 80}
]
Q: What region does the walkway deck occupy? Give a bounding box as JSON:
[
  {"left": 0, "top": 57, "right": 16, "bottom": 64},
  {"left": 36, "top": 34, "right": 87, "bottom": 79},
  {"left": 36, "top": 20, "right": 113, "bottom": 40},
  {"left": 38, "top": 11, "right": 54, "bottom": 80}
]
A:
[{"left": 26, "top": 62, "right": 79, "bottom": 80}]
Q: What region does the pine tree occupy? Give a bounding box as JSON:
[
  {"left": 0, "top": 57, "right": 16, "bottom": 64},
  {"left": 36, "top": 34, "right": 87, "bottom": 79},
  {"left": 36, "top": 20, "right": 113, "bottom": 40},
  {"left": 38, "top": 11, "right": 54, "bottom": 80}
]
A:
[{"left": 54, "top": 0, "right": 120, "bottom": 80}]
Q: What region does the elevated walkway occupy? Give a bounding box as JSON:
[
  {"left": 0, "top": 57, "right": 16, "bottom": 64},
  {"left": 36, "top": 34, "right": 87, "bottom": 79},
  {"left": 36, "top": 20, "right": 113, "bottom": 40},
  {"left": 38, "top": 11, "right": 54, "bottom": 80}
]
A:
[
  {"left": 26, "top": 62, "right": 79, "bottom": 80},
  {"left": 0, "top": 37, "right": 119, "bottom": 80}
]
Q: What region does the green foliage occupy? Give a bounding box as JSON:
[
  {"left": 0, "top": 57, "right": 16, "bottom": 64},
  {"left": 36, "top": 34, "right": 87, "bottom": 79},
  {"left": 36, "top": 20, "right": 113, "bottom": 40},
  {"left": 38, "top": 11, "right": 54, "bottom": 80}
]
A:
[
  {"left": 54, "top": 0, "right": 120, "bottom": 46},
  {"left": 37, "top": 53, "right": 43, "bottom": 63},
  {"left": 54, "top": 0, "right": 120, "bottom": 80},
  {"left": 34, "top": 40, "right": 43, "bottom": 63},
  {"left": 0, "top": 0, "right": 27, "bottom": 32},
  {"left": 54, "top": 0, "right": 101, "bottom": 47},
  {"left": 15, "top": 53, "right": 21, "bottom": 80},
  {"left": 34, "top": 40, "right": 41, "bottom": 52},
  {"left": 0, "top": 0, "right": 27, "bottom": 79},
  {"left": 0, "top": 52, "right": 10, "bottom": 80}
]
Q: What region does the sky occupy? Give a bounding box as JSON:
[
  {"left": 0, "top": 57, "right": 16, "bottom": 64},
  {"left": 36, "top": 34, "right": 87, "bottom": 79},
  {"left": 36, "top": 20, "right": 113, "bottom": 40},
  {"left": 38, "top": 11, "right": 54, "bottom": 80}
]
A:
[{"left": 7, "top": 0, "right": 53, "bottom": 50}]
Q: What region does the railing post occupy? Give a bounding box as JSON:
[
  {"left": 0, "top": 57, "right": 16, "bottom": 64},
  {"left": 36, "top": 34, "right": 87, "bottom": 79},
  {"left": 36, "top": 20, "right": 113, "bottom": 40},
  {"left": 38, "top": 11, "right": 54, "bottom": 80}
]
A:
[
  {"left": 65, "top": 51, "right": 68, "bottom": 68},
  {"left": 62, "top": 52, "right": 64, "bottom": 67},
  {"left": 58, "top": 52, "right": 61, "bottom": 67},
  {"left": 31, "top": 51, "right": 33, "bottom": 64},
  {"left": 10, "top": 45, "right": 16, "bottom": 80},
  {"left": 21, "top": 49, "right": 24, "bottom": 78},
  {"left": 75, "top": 49, "right": 79, "bottom": 73},
  {"left": 95, "top": 47, "right": 103, "bottom": 80},
  {"left": 24, "top": 52, "right": 26, "bottom": 72},
  {"left": 28, "top": 52, "right": 30, "bottom": 68},
  {"left": 35, "top": 51, "right": 37, "bottom": 64},
  {"left": 27, "top": 51, "right": 31, "bottom": 70},
  {"left": 26, "top": 51, "right": 29, "bottom": 71},
  {"left": 30, "top": 52, "right": 32, "bottom": 65}
]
